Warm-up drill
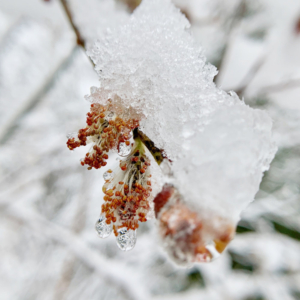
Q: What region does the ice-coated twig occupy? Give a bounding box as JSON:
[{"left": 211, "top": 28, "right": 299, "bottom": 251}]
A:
[
  {"left": 59, "top": 0, "right": 85, "bottom": 48},
  {"left": 3, "top": 204, "right": 150, "bottom": 300},
  {"left": 258, "top": 78, "right": 300, "bottom": 95},
  {"left": 235, "top": 54, "right": 267, "bottom": 97}
]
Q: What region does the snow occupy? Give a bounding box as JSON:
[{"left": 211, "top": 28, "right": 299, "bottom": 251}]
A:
[{"left": 86, "top": 0, "right": 276, "bottom": 225}]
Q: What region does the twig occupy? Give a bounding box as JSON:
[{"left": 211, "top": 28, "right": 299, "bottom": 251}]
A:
[
  {"left": 234, "top": 54, "right": 267, "bottom": 97},
  {"left": 258, "top": 78, "right": 300, "bottom": 95},
  {"left": 59, "top": 0, "right": 95, "bottom": 67},
  {"left": 59, "top": 0, "right": 85, "bottom": 47}
]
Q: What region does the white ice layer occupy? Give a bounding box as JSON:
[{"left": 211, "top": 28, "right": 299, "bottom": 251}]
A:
[
  {"left": 87, "top": 0, "right": 277, "bottom": 219},
  {"left": 173, "top": 103, "right": 277, "bottom": 222}
]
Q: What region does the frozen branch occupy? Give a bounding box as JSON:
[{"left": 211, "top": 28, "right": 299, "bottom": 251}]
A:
[
  {"left": 59, "top": 0, "right": 85, "bottom": 48},
  {"left": 257, "top": 78, "right": 300, "bottom": 95},
  {"left": 234, "top": 54, "right": 267, "bottom": 97}
]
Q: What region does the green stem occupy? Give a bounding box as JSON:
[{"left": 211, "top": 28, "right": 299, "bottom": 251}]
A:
[{"left": 133, "top": 128, "right": 165, "bottom": 166}]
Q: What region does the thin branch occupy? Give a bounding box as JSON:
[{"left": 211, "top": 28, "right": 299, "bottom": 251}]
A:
[
  {"left": 258, "top": 78, "right": 300, "bottom": 95},
  {"left": 59, "top": 0, "right": 85, "bottom": 47},
  {"left": 59, "top": 0, "right": 95, "bottom": 67},
  {"left": 234, "top": 54, "right": 267, "bottom": 97}
]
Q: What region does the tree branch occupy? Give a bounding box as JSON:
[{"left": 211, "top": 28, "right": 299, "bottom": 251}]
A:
[
  {"left": 234, "top": 54, "right": 267, "bottom": 97},
  {"left": 59, "top": 0, "right": 85, "bottom": 48},
  {"left": 257, "top": 78, "right": 300, "bottom": 95}
]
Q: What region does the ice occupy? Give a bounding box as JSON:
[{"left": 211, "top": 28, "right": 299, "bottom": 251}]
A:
[
  {"left": 66, "top": 132, "right": 77, "bottom": 139},
  {"left": 118, "top": 141, "right": 131, "bottom": 156},
  {"left": 173, "top": 103, "right": 277, "bottom": 222},
  {"left": 95, "top": 215, "right": 113, "bottom": 238},
  {"left": 87, "top": 0, "right": 276, "bottom": 224},
  {"left": 103, "top": 170, "right": 114, "bottom": 181},
  {"left": 87, "top": 0, "right": 242, "bottom": 161},
  {"left": 116, "top": 227, "right": 137, "bottom": 251}
]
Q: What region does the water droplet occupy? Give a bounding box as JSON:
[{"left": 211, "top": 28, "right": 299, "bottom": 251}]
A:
[
  {"left": 95, "top": 215, "right": 112, "bottom": 238},
  {"left": 106, "top": 111, "right": 115, "bottom": 121},
  {"left": 103, "top": 170, "right": 114, "bottom": 181},
  {"left": 66, "top": 132, "right": 77, "bottom": 139},
  {"left": 116, "top": 227, "right": 137, "bottom": 251},
  {"left": 118, "top": 142, "right": 131, "bottom": 157}
]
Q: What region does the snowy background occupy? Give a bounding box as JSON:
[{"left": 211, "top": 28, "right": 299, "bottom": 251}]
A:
[{"left": 0, "top": 0, "right": 300, "bottom": 299}]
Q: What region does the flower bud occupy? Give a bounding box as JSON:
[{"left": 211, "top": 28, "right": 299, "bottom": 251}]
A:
[
  {"left": 154, "top": 184, "right": 235, "bottom": 265},
  {"left": 66, "top": 101, "right": 139, "bottom": 170}
]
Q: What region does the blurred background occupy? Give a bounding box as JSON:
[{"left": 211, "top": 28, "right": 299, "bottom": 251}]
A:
[{"left": 0, "top": 0, "right": 300, "bottom": 299}]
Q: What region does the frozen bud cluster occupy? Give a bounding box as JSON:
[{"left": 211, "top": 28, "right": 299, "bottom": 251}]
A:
[
  {"left": 67, "top": 0, "right": 276, "bottom": 259},
  {"left": 154, "top": 185, "right": 235, "bottom": 265},
  {"left": 101, "top": 138, "right": 152, "bottom": 235},
  {"left": 67, "top": 101, "right": 139, "bottom": 170}
]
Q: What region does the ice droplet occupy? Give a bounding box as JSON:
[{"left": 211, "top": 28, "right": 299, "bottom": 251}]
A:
[
  {"left": 118, "top": 142, "right": 131, "bottom": 156},
  {"left": 66, "top": 132, "right": 77, "bottom": 139},
  {"left": 106, "top": 111, "right": 115, "bottom": 121},
  {"left": 95, "top": 215, "right": 112, "bottom": 238},
  {"left": 116, "top": 227, "right": 137, "bottom": 251},
  {"left": 103, "top": 170, "right": 114, "bottom": 181}
]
